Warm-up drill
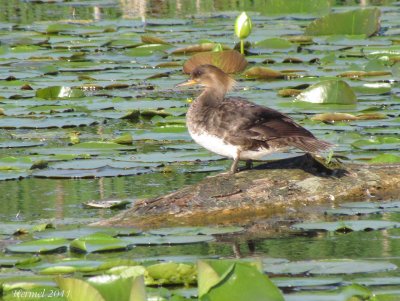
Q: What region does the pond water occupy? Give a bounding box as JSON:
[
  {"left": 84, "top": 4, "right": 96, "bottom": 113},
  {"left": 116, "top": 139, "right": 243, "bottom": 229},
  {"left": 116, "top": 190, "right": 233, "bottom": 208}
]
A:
[{"left": 0, "top": 0, "right": 400, "bottom": 300}]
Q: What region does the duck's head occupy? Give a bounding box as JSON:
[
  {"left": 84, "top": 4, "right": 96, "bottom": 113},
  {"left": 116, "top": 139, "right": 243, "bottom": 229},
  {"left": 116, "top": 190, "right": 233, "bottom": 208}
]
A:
[{"left": 177, "top": 64, "right": 236, "bottom": 96}]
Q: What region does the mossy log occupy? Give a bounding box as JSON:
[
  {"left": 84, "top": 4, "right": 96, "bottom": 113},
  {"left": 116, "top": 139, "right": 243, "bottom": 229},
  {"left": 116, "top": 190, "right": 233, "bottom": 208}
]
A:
[{"left": 94, "top": 154, "right": 400, "bottom": 229}]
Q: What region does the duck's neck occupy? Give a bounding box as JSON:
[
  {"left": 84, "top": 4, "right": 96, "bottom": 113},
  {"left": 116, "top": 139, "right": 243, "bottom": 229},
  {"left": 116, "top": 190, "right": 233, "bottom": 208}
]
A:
[{"left": 197, "top": 87, "right": 226, "bottom": 106}]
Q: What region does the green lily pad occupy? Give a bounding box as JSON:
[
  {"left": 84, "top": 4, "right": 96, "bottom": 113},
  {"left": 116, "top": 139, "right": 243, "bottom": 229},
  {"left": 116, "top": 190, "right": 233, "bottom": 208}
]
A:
[
  {"left": 198, "top": 260, "right": 284, "bottom": 301},
  {"left": 6, "top": 238, "right": 69, "bottom": 254},
  {"left": 35, "top": 226, "right": 140, "bottom": 240},
  {"left": 295, "top": 80, "right": 357, "bottom": 104},
  {"left": 255, "top": 38, "right": 293, "bottom": 49},
  {"left": 86, "top": 274, "right": 146, "bottom": 301},
  {"left": 305, "top": 8, "right": 381, "bottom": 37},
  {"left": 148, "top": 226, "right": 244, "bottom": 236},
  {"left": 272, "top": 276, "right": 343, "bottom": 288},
  {"left": 32, "top": 167, "right": 147, "bottom": 179},
  {"left": 146, "top": 262, "right": 196, "bottom": 286},
  {"left": 0, "top": 117, "right": 98, "bottom": 129},
  {"left": 370, "top": 153, "right": 400, "bottom": 163},
  {"left": 35, "top": 259, "right": 119, "bottom": 275},
  {"left": 36, "top": 86, "right": 85, "bottom": 99},
  {"left": 292, "top": 220, "right": 400, "bottom": 232},
  {"left": 351, "top": 137, "right": 400, "bottom": 150},
  {"left": 56, "top": 277, "right": 107, "bottom": 301},
  {"left": 122, "top": 235, "right": 214, "bottom": 246},
  {"left": 0, "top": 223, "right": 52, "bottom": 235},
  {"left": 266, "top": 259, "right": 397, "bottom": 275},
  {"left": 350, "top": 277, "right": 400, "bottom": 287},
  {"left": 0, "top": 141, "right": 44, "bottom": 149},
  {"left": 0, "top": 256, "right": 40, "bottom": 268},
  {"left": 324, "top": 207, "right": 382, "bottom": 216},
  {"left": 70, "top": 233, "right": 128, "bottom": 253}
]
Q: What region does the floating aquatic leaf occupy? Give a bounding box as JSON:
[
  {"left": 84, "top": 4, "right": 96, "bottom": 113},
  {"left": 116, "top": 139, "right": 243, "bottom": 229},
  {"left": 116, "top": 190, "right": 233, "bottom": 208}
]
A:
[
  {"left": 0, "top": 256, "right": 40, "bottom": 268},
  {"left": 6, "top": 238, "right": 69, "bottom": 254},
  {"left": 87, "top": 275, "right": 147, "bottom": 301},
  {"left": 0, "top": 117, "right": 98, "bottom": 129},
  {"left": 311, "top": 113, "right": 358, "bottom": 122},
  {"left": 338, "top": 70, "right": 391, "bottom": 78},
  {"left": 141, "top": 35, "right": 170, "bottom": 45},
  {"left": 36, "top": 86, "right": 85, "bottom": 99},
  {"left": 325, "top": 208, "right": 382, "bottom": 216},
  {"left": 34, "top": 258, "right": 104, "bottom": 275},
  {"left": 351, "top": 137, "right": 400, "bottom": 150},
  {"left": 266, "top": 259, "right": 397, "bottom": 275},
  {"left": 198, "top": 260, "right": 284, "bottom": 301},
  {"left": 146, "top": 262, "right": 196, "bottom": 286},
  {"left": 112, "top": 133, "right": 133, "bottom": 145},
  {"left": 0, "top": 222, "right": 52, "bottom": 235},
  {"left": 255, "top": 38, "right": 293, "bottom": 49},
  {"left": 370, "top": 153, "right": 400, "bottom": 164},
  {"left": 172, "top": 43, "right": 230, "bottom": 54},
  {"left": 292, "top": 220, "right": 400, "bottom": 232},
  {"left": 183, "top": 50, "right": 247, "bottom": 74},
  {"left": 149, "top": 226, "right": 244, "bottom": 236},
  {"left": 305, "top": 8, "right": 381, "bottom": 37},
  {"left": 123, "top": 235, "right": 214, "bottom": 246},
  {"left": 56, "top": 277, "right": 107, "bottom": 301},
  {"left": 244, "top": 66, "right": 284, "bottom": 79},
  {"left": 32, "top": 167, "right": 146, "bottom": 179},
  {"left": 295, "top": 80, "right": 357, "bottom": 104},
  {"left": 277, "top": 88, "right": 302, "bottom": 97},
  {"left": 70, "top": 233, "right": 128, "bottom": 253},
  {"left": 272, "top": 276, "right": 343, "bottom": 288}
]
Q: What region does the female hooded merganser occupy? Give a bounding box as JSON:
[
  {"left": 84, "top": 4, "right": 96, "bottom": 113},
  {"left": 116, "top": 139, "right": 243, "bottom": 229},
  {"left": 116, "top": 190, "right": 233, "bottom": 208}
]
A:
[{"left": 177, "top": 64, "right": 332, "bottom": 174}]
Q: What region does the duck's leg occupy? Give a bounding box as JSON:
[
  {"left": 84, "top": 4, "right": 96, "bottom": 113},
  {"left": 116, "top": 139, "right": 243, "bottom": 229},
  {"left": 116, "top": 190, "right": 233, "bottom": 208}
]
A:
[
  {"left": 230, "top": 157, "right": 240, "bottom": 174},
  {"left": 245, "top": 160, "right": 253, "bottom": 170},
  {"left": 229, "top": 150, "right": 241, "bottom": 174}
]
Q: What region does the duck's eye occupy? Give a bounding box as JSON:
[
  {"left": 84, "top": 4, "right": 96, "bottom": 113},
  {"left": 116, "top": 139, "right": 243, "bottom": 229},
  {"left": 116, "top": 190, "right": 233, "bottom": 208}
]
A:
[{"left": 192, "top": 69, "right": 203, "bottom": 78}]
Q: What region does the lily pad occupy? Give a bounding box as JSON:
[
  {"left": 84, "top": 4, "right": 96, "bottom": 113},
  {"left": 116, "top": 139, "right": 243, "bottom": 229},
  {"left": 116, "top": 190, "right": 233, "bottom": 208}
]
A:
[
  {"left": 305, "top": 8, "right": 381, "bottom": 37},
  {"left": 198, "top": 260, "right": 284, "bottom": 301},
  {"left": 32, "top": 167, "right": 147, "bottom": 179},
  {"left": 292, "top": 220, "right": 400, "bottom": 232},
  {"left": 70, "top": 233, "right": 128, "bottom": 253},
  {"left": 122, "top": 235, "right": 214, "bottom": 246},
  {"left": 370, "top": 153, "right": 400, "bottom": 164},
  {"left": 36, "top": 86, "right": 85, "bottom": 99},
  {"left": 146, "top": 262, "right": 196, "bottom": 286},
  {"left": 272, "top": 276, "right": 343, "bottom": 288},
  {"left": 148, "top": 226, "right": 244, "bottom": 236},
  {"left": 6, "top": 238, "right": 69, "bottom": 254},
  {"left": 266, "top": 259, "right": 397, "bottom": 275},
  {"left": 255, "top": 38, "right": 293, "bottom": 49},
  {"left": 295, "top": 80, "right": 357, "bottom": 104},
  {"left": 244, "top": 66, "right": 284, "bottom": 79}
]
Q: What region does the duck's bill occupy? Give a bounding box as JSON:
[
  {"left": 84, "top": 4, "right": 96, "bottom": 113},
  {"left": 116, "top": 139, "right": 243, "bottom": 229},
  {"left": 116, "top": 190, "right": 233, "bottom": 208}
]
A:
[{"left": 175, "top": 79, "right": 198, "bottom": 87}]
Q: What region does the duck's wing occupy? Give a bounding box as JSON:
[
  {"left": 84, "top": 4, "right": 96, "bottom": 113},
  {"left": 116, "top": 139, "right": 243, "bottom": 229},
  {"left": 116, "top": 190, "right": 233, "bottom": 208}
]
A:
[{"left": 215, "top": 98, "right": 332, "bottom": 152}]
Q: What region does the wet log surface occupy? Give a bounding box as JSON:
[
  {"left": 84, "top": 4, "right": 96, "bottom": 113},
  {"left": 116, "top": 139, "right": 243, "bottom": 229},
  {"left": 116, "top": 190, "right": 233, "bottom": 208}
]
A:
[{"left": 94, "top": 154, "right": 400, "bottom": 229}]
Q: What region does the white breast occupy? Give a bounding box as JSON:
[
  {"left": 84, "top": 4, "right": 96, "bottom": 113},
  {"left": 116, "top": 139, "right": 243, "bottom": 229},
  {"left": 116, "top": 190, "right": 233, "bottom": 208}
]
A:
[{"left": 190, "top": 131, "right": 281, "bottom": 160}]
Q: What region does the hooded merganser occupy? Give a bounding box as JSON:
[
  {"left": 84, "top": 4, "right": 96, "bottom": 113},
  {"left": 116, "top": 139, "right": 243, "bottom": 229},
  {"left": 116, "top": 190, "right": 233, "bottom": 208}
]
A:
[{"left": 177, "top": 64, "right": 332, "bottom": 174}]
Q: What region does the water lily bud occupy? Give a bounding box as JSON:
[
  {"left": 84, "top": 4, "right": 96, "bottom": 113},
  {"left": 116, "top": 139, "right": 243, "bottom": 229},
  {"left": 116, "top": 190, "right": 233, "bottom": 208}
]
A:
[{"left": 235, "top": 12, "right": 252, "bottom": 39}]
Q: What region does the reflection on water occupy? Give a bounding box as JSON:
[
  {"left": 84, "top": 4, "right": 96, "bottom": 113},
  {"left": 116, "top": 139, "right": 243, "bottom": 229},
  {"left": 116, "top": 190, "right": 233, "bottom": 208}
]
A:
[
  {"left": 0, "top": 172, "right": 207, "bottom": 221},
  {"left": 0, "top": 0, "right": 394, "bottom": 24}
]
